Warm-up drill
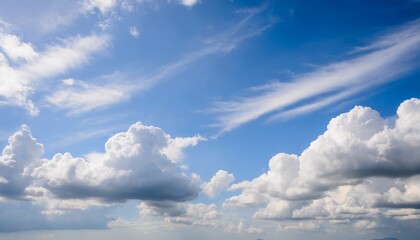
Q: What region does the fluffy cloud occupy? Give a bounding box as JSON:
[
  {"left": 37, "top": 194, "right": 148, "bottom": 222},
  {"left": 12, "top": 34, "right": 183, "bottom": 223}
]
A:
[
  {"left": 139, "top": 201, "right": 219, "bottom": 226},
  {"left": 202, "top": 170, "right": 235, "bottom": 198},
  {"left": 224, "top": 98, "right": 420, "bottom": 231},
  {"left": 227, "top": 98, "right": 420, "bottom": 205},
  {"left": 32, "top": 122, "right": 201, "bottom": 203},
  {"left": 0, "top": 125, "right": 43, "bottom": 199},
  {"left": 0, "top": 122, "right": 202, "bottom": 218},
  {"left": 139, "top": 201, "right": 264, "bottom": 234}
]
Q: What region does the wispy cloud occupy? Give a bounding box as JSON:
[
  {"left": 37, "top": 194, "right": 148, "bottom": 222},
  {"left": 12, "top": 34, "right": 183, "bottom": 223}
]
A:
[
  {"left": 45, "top": 6, "right": 276, "bottom": 114},
  {"left": 0, "top": 32, "right": 110, "bottom": 115},
  {"left": 210, "top": 19, "right": 420, "bottom": 133},
  {"left": 45, "top": 77, "right": 130, "bottom": 115}
]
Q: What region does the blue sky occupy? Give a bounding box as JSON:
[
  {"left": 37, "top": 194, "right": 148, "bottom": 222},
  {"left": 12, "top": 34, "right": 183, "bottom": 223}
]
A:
[{"left": 0, "top": 0, "right": 420, "bottom": 239}]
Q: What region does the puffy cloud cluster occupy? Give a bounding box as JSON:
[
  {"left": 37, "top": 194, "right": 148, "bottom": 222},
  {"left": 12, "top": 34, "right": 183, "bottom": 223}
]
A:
[
  {"left": 139, "top": 200, "right": 263, "bottom": 234},
  {"left": 225, "top": 98, "right": 420, "bottom": 230},
  {"left": 0, "top": 125, "right": 43, "bottom": 199},
  {"left": 0, "top": 122, "right": 203, "bottom": 215},
  {"left": 202, "top": 170, "right": 235, "bottom": 198},
  {"left": 140, "top": 201, "right": 218, "bottom": 225}
]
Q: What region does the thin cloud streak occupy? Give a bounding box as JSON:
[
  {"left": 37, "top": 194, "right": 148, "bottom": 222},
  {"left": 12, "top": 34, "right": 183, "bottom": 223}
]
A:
[
  {"left": 46, "top": 6, "right": 275, "bottom": 114},
  {"left": 211, "top": 19, "right": 420, "bottom": 133},
  {"left": 130, "top": 5, "right": 274, "bottom": 92}
]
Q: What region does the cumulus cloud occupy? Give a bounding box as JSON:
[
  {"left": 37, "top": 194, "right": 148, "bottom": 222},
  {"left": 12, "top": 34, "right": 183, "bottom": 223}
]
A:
[
  {"left": 139, "top": 201, "right": 219, "bottom": 226},
  {"left": 139, "top": 201, "right": 264, "bottom": 234},
  {"left": 224, "top": 98, "right": 420, "bottom": 231},
  {"left": 202, "top": 170, "right": 234, "bottom": 198},
  {"left": 0, "top": 125, "right": 43, "bottom": 200},
  {"left": 227, "top": 98, "right": 420, "bottom": 205},
  {"left": 31, "top": 122, "right": 201, "bottom": 203},
  {"left": 0, "top": 122, "right": 203, "bottom": 219}
]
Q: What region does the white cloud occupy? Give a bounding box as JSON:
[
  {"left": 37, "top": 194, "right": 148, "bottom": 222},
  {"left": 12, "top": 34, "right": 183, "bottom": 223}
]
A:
[
  {"left": 161, "top": 135, "right": 206, "bottom": 163},
  {"left": 140, "top": 201, "right": 264, "bottom": 234},
  {"left": 19, "top": 34, "right": 110, "bottom": 80},
  {"left": 0, "top": 33, "right": 38, "bottom": 62},
  {"left": 139, "top": 201, "right": 220, "bottom": 226},
  {"left": 227, "top": 98, "right": 420, "bottom": 206},
  {"left": 121, "top": 1, "right": 135, "bottom": 12},
  {"left": 0, "top": 122, "right": 203, "bottom": 216},
  {"left": 378, "top": 176, "right": 420, "bottom": 208},
  {"left": 211, "top": 19, "right": 420, "bottom": 133},
  {"left": 129, "top": 26, "right": 140, "bottom": 38},
  {"left": 31, "top": 122, "right": 201, "bottom": 203},
  {"left": 277, "top": 221, "right": 321, "bottom": 232},
  {"left": 179, "top": 0, "right": 200, "bottom": 7},
  {"left": 224, "top": 98, "right": 420, "bottom": 231},
  {"left": 352, "top": 220, "right": 379, "bottom": 231},
  {"left": 82, "top": 0, "right": 119, "bottom": 14},
  {"left": 0, "top": 33, "right": 110, "bottom": 115},
  {"left": 0, "top": 125, "right": 44, "bottom": 200},
  {"left": 45, "top": 79, "right": 130, "bottom": 115},
  {"left": 1, "top": 5, "right": 275, "bottom": 116},
  {"left": 202, "top": 170, "right": 234, "bottom": 198}
]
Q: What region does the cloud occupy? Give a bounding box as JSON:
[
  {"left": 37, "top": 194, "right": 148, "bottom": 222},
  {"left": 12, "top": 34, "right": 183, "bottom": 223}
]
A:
[
  {"left": 139, "top": 201, "right": 264, "bottom": 234},
  {"left": 0, "top": 33, "right": 38, "bottom": 62},
  {"left": 129, "top": 26, "right": 140, "bottom": 38},
  {"left": 136, "top": 0, "right": 201, "bottom": 8},
  {"left": 82, "top": 0, "right": 119, "bottom": 14},
  {"left": 211, "top": 19, "right": 420, "bottom": 133},
  {"left": 202, "top": 170, "right": 235, "bottom": 198},
  {"left": 224, "top": 98, "right": 420, "bottom": 231},
  {"left": 0, "top": 122, "right": 203, "bottom": 218},
  {"left": 139, "top": 201, "right": 222, "bottom": 227},
  {"left": 0, "top": 125, "right": 44, "bottom": 200},
  {"left": 277, "top": 221, "right": 320, "bottom": 232},
  {"left": 45, "top": 79, "right": 130, "bottom": 115},
  {"left": 179, "top": 0, "right": 200, "bottom": 7},
  {"left": 31, "top": 122, "right": 201, "bottom": 203},
  {"left": 43, "top": 6, "right": 275, "bottom": 114},
  {"left": 0, "top": 32, "right": 110, "bottom": 115},
  {"left": 161, "top": 135, "right": 206, "bottom": 163}
]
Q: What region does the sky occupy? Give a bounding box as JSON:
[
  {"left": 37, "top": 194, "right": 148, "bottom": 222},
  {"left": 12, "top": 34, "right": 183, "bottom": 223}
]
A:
[{"left": 0, "top": 0, "right": 420, "bottom": 239}]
